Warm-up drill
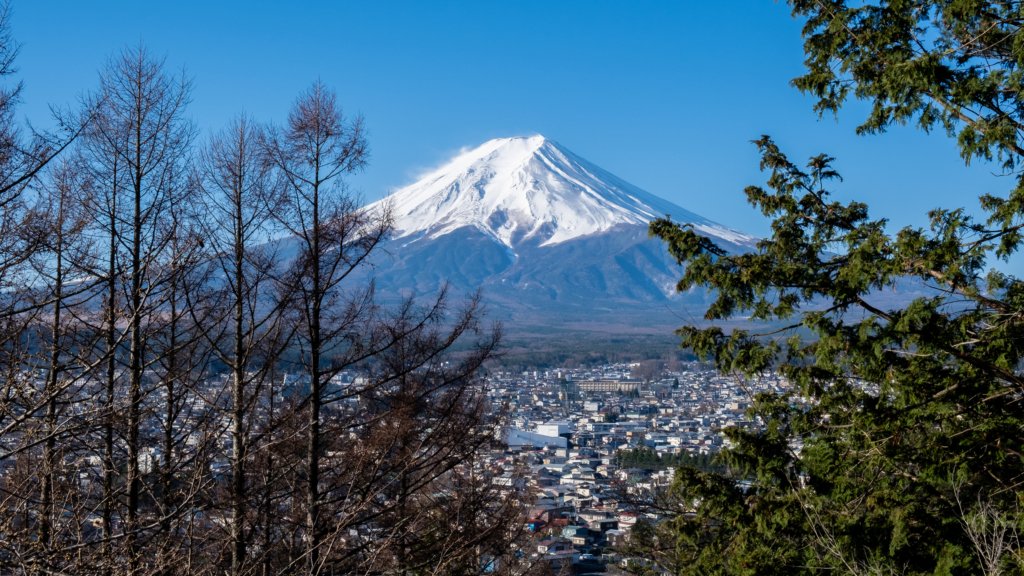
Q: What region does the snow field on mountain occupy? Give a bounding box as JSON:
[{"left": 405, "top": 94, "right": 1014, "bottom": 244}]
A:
[{"left": 371, "top": 135, "right": 756, "bottom": 250}]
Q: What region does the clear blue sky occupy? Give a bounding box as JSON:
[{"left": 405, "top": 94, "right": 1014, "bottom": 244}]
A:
[{"left": 10, "top": 1, "right": 1007, "bottom": 240}]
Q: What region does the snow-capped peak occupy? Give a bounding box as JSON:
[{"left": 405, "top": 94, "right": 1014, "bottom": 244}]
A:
[{"left": 371, "top": 135, "right": 755, "bottom": 249}]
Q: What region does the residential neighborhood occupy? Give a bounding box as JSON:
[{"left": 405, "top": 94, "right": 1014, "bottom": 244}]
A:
[{"left": 481, "top": 362, "right": 791, "bottom": 571}]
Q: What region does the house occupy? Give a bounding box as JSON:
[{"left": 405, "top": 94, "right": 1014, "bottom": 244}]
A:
[
  {"left": 606, "top": 528, "right": 628, "bottom": 549},
  {"left": 537, "top": 537, "right": 573, "bottom": 555}
]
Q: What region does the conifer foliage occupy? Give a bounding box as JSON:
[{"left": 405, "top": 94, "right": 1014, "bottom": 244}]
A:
[{"left": 649, "top": 1, "right": 1024, "bottom": 574}]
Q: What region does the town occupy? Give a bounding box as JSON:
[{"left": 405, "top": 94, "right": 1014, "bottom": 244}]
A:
[
  {"left": 0, "top": 351, "right": 789, "bottom": 574},
  {"left": 481, "top": 362, "right": 791, "bottom": 572}
]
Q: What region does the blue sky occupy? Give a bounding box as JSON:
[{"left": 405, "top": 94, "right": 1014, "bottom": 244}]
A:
[{"left": 11, "top": 1, "right": 1007, "bottom": 240}]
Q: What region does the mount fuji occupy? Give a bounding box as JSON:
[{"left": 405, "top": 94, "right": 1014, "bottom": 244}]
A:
[{"left": 362, "top": 135, "right": 757, "bottom": 334}]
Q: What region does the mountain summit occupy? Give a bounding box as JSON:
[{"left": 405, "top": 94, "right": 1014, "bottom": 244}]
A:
[
  {"left": 372, "top": 135, "right": 754, "bottom": 250},
  {"left": 362, "top": 135, "right": 757, "bottom": 334}
]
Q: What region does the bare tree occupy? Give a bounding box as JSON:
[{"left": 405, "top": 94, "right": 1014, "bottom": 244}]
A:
[
  {"left": 79, "top": 102, "right": 125, "bottom": 571},
  {"left": 0, "top": 158, "right": 101, "bottom": 574},
  {"left": 195, "top": 115, "right": 290, "bottom": 575},
  {"left": 144, "top": 184, "right": 218, "bottom": 574},
  {"left": 81, "top": 44, "right": 194, "bottom": 575},
  {"left": 953, "top": 480, "right": 1021, "bottom": 576},
  {"left": 332, "top": 295, "right": 516, "bottom": 575},
  {"left": 0, "top": 3, "right": 98, "bottom": 570},
  {"left": 0, "top": 0, "right": 92, "bottom": 466},
  {"left": 261, "top": 82, "right": 527, "bottom": 576},
  {"left": 262, "top": 81, "right": 385, "bottom": 573},
  {"left": 0, "top": 19, "right": 526, "bottom": 571},
  {"left": 29, "top": 160, "right": 95, "bottom": 564}
]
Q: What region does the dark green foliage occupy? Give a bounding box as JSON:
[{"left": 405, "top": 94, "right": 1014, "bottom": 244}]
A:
[
  {"left": 616, "top": 447, "right": 723, "bottom": 474},
  {"left": 647, "top": 1, "right": 1024, "bottom": 574}
]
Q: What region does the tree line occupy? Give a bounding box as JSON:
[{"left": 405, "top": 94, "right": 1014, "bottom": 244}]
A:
[
  {"left": 0, "top": 6, "right": 528, "bottom": 576},
  {"left": 615, "top": 447, "right": 721, "bottom": 474}
]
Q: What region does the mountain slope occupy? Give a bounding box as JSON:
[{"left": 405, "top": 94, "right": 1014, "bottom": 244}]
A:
[
  {"left": 362, "top": 135, "right": 755, "bottom": 333},
  {"left": 370, "top": 135, "right": 755, "bottom": 250}
]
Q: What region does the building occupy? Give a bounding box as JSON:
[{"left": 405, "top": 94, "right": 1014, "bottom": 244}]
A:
[{"left": 577, "top": 380, "right": 642, "bottom": 394}]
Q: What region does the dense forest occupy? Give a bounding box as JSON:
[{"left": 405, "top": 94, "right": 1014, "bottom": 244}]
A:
[
  {"left": 645, "top": 1, "right": 1024, "bottom": 574},
  {"left": 0, "top": 4, "right": 533, "bottom": 575}
]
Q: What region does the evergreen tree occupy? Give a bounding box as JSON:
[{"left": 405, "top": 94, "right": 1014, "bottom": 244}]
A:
[{"left": 648, "top": 2, "right": 1024, "bottom": 574}]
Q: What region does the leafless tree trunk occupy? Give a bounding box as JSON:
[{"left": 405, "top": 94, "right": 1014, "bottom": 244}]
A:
[
  {"left": 196, "top": 115, "right": 289, "bottom": 575},
  {"left": 263, "top": 82, "right": 381, "bottom": 574},
  {"left": 83, "top": 44, "right": 194, "bottom": 575},
  {"left": 0, "top": 158, "right": 101, "bottom": 574},
  {"left": 32, "top": 160, "right": 93, "bottom": 560},
  {"left": 146, "top": 190, "right": 216, "bottom": 574},
  {"left": 0, "top": 3, "right": 96, "bottom": 570},
  {"left": 325, "top": 294, "right": 511, "bottom": 574}
]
